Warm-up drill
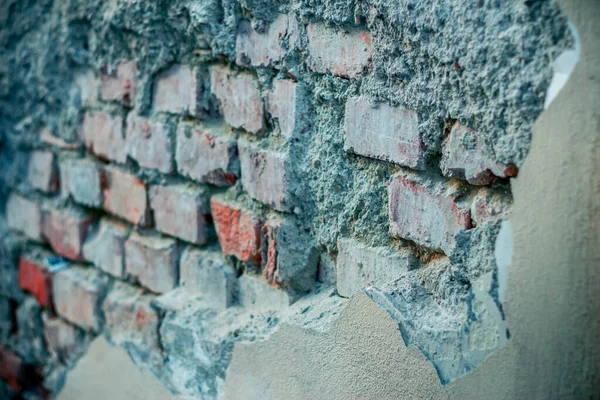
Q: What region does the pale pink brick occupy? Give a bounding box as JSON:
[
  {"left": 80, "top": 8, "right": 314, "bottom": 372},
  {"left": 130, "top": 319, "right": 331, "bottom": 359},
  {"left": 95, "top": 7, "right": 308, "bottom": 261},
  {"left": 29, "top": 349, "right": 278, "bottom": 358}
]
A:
[
  {"left": 27, "top": 151, "right": 58, "bottom": 193},
  {"left": 125, "top": 112, "right": 175, "bottom": 174},
  {"left": 73, "top": 68, "right": 99, "bottom": 106},
  {"left": 152, "top": 64, "right": 209, "bottom": 117},
  {"left": 42, "top": 206, "right": 92, "bottom": 262},
  {"left": 102, "top": 166, "right": 151, "bottom": 226},
  {"left": 5, "top": 193, "right": 43, "bottom": 242},
  {"left": 176, "top": 123, "right": 238, "bottom": 186},
  {"left": 210, "top": 66, "right": 264, "bottom": 134},
  {"left": 441, "top": 122, "right": 518, "bottom": 185},
  {"left": 83, "top": 218, "right": 129, "bottom": 278},
  {"left": 239, "top": 141, "right": 290, "bottom": 212},
  {"left": 265, "top": 79, "right": 310, "bottom": 138},
  {"left": 149, "top": 184, "right": 211, "bottom": 244},
  {"left": 306, "top": 24, "right": 373, "bottom": 79},
  {"left": 388, "top": 176, "right": 472, "bottom": 254},
  {"left": 80, "top": 110, "right": 126, "bottom": 163},
  {"left": 60, "top": 157, "right": 103, "bottom": 208},
  {"left": 99, "top": 60, "right": 138, "bottom": 107},
  {"left": 344, "top": 96, "right": 424, "bottom": 169},
  {"left": 236, "top": 14, "right": 299, "bottom": 69},
  {"left": 125, "top": 232, "right": 178, "bottom": 293}
]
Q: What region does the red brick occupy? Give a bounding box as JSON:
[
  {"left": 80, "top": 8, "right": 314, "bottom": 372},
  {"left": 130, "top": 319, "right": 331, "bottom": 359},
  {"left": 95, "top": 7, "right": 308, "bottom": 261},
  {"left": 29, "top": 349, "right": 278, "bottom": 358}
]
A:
[
  {"left": 149, "top": 184, "right": 210, "bottom": 244},
  {"left": 80, "top": 110, "right": 126, "bottom": 163},
  {"left": 42, "top": 313, "right": 85, "bottom": 364},
  {"left": 306, "top": 24, "right": 373, "bottom": 79},
  {"left": 210, "top": 66, "right": 264, "bottom": 134},
  {"left": 175, "top": 122, "right": 239, "bottom": 186},
  {"left": 99, "top": 60, "right": 138, "bottom": 107},
  {"left": 265, "top": 79, "right": 310, "bottom": 138},
  {"left": 125, "top": 232, "right": 178, "bottom": 293},
  {"left": 210, "top": 196, "right": 261, "bottom": 264},
  {"left": 238, "top": 140, "right": 291, "bottom": 211},
  {"left": 60, "top": 157, "right": 103, "bottom": 208},
  {"left": 344, "top": 96, "right": 424, "bottom": 169},
  {"left": 18, "top": 254, "right": 53, "bottom": 310},
  {"left": 388, "top": 176, "right": 472, "bottom": 254},
  {"left": 152, "top": 64, "right": 209, "bottom": 117},
  {"left": 235, "top": 14, "right": 299, "bottom": 69},
  {"left": 83, "top": 217, "right": 129, "bottom": 278},
  {"left": 42, "top": 206, "right": 92, "bottom": 262},
  {"left": 6, "top": 193, "right": 44, "bottom": 242},
  {"left": 102, "top": 166, "right": 151, "bottom": 226},
  {"left": 0, "top": 347, "right": 23, "bottom": 391},
  {"left": 125, "top": 112, "right": 175, "bottom": 173},
  {"left": 441, "top": 122, "right": 518, "bottom": 185},
  {"left": 53, "top": 266, "right": 107, "bottom": 332},
  {"left": 27, "top": 151, "right": 58, "bottom": 193}
]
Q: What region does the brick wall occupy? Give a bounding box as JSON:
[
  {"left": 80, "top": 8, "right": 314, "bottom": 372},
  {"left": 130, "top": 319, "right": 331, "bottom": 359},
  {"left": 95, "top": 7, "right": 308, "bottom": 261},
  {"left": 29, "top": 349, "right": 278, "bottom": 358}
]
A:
[{"left": 0, "top": 1, "right": 569, "bottom": 398}]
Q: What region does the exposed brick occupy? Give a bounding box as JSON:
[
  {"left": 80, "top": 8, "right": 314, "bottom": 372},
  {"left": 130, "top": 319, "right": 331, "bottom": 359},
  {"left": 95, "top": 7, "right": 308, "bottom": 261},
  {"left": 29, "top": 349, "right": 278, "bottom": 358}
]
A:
[
  {"left": 180, "top": 247, "right": 236, "bottom": 310},
  {"left": 441, "top": 122, "right": 518, "bottom": 185},
  {"left": 235, "top": 14, "right": 299, "bottom": 69},
  {"left": 73, "top": 68, "right": 99, "bottom": 106},
  {"left": 60, "top": 157, "right": 103, "bottom": 208},
  {"left": 238, "top": 141, "right": 291, "bottom": 211},
  {"left": 344, "top": 96, "right": 424, "bottom": 169},
  {"left": 27, "top": 151, "right": 59, "bottom": 193},
  {"left": 306, "top": 24, "right": 373, "bottom": 79},
  {"left": 102, "top": 166, "right": 151, "bottom": 226},
  {"left": 336, "top": 238, "right": 417, "bottom": 297},
  {"left": 210, "top": 196, "right": 261, "bottom": 264},
  {"left": 125, "top": 112, "right": 175, "bottom": 173},
  {"left": 18, "top": 250, "right": 55, "bottom": 310},
  {"left": 99, "top": 60, "right": 138, "bottom": 107},
  {"left": 6, "top": 193, "right": 44, "bottom": 242},
  {"left": 52, "top": 266, "right": 107, "bottom": 332},
  {"left": 152, "top": 64, "right": 209, "bottom": 117},
  {"left": 102, "top": 281, "right": 159, "bottom": 350},
  {"left": 210, "top": 66, "right": 264, "bottom": 134},
  {"left": 261, "top": 216, "right": 318, "bottom": 297},
  {"left": 388, "top": 176, "right": 472, "bottom": 254},
  {"left": 42, "top": 313, "right": 86, "bottom": 364},
  {"left": 175, "top": 122, "right": 239, "bottom": 186},
  {"left": 470, "top": 189, "right": 511, "bottom": 227},
  {"left": 0, "top": 347, "right": 23, "bottom": 391},
  {"left": 42, "top": 206, "right": 92, "bottom": 262},
  {"left": 237, "top": 274, "right": 290, "bottom": 311},
  {"left": 80, "top": 110, "right": 126, "bottom": 163},
  {"left": 125, "top": 232, "right": 178, "bottom": 293},
  {"left": 83, "top": 218, "right": 129, "bottom": 278},
  {"left": 149, "top": 183, "right": 211, "bottom": 244},
  {"left": 265, "top": 79, "right": 311, "bottom": 138}
]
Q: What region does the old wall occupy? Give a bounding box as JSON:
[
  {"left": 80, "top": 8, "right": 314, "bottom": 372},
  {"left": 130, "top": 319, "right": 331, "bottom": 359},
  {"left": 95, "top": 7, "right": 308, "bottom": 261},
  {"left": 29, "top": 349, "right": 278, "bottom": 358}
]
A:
[{"left": 0, "top": 0, "right": 596, "bottom": 399}]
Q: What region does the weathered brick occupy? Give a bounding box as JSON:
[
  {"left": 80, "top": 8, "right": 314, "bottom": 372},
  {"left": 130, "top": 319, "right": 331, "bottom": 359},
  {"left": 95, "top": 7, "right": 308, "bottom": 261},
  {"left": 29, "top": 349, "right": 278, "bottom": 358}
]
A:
[
  {"left": 6, "top": 193, "right": 44, "bottom": 242},
  {"left": 42, "top": 313, "right": 86, "bottom": 364},
  {"left": 237, "top": 274, "right": 290, "bottom": 311},
  {"left": 80, "top": 110, "right": 126, "bottom": 163},
  {"left": 0, "top": 347, "right": 23, "bottom": 391},
  {"left": 238, "top": 141, "right": 291, "bottom": 211},
  {"left": 210, "top": 66, "right": 264, "bottom": 134},
  {"left": 336, "top": 238, "right": 417, "bottom": 297},
  {"left": 306, "top": 24, "right": 373, "bottom": 79},
  {"left": 470, "top": 189, "right": 510, "bottom": 227},
  {"left": 344, "top": 96, "right": 424, "bottom": 169},
  {"left": 99, "top": 60, "right": 138, "bottom": 107},
  {"left": 42, "top": 206, "right": 92, "bottom": 262},
  {"left": 125, "top": 232, "right": 178, "bottom": 293},
  {"left": 175, "top": 122, "right": 239, "bottom": 186},
  {"left": 83, "top": 217, "right": 129, "bottom": 278},
  {"left": 210, "top": 196, "right": 261, "bottom": 264},
  {"left": 60, "top": 157, "right": 103, "bottom": 208},
  {"left": 235, "top": 14, "right": 299, "bottom": 69},
  {"left": 265, "top": 79, "right": 311, "bottom": 138},
  {"left": 441, "top": 122, "right": 518, "bottom": 185},
  {"left": 180, "top": 247, "right": 236, "bottom": 310},
  {"left": 53, "top": 266, "right": 107, "bottom": 332},
  {"left": 152, "top": 64, "right": 209, "bottom": 117},
  {"left": 125, "top": 112, "right": 175, "bottom": 173},
  {"left": 388, "top": 176, "right": 472, "bottom": 254},
  {"left": 102, "top": 281, "right": 159, "bottom": 350},
  {"left": 261, "top": 216, "right": 318, "bottom": 296},
  {"left": 73, "top": 68, "right": 99, "bottom": 106},
  {"left": 102, "top": 166, "right": 151, "bottom": 226},
  {"left": 18, "top": 250, "right": 55, "bottom": 309},
  {"left": 149, "top": 184, "right": 210, "bottom": 245},
  {"left": 27, "top": 151, "right": 58, "bottom": 193}
]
